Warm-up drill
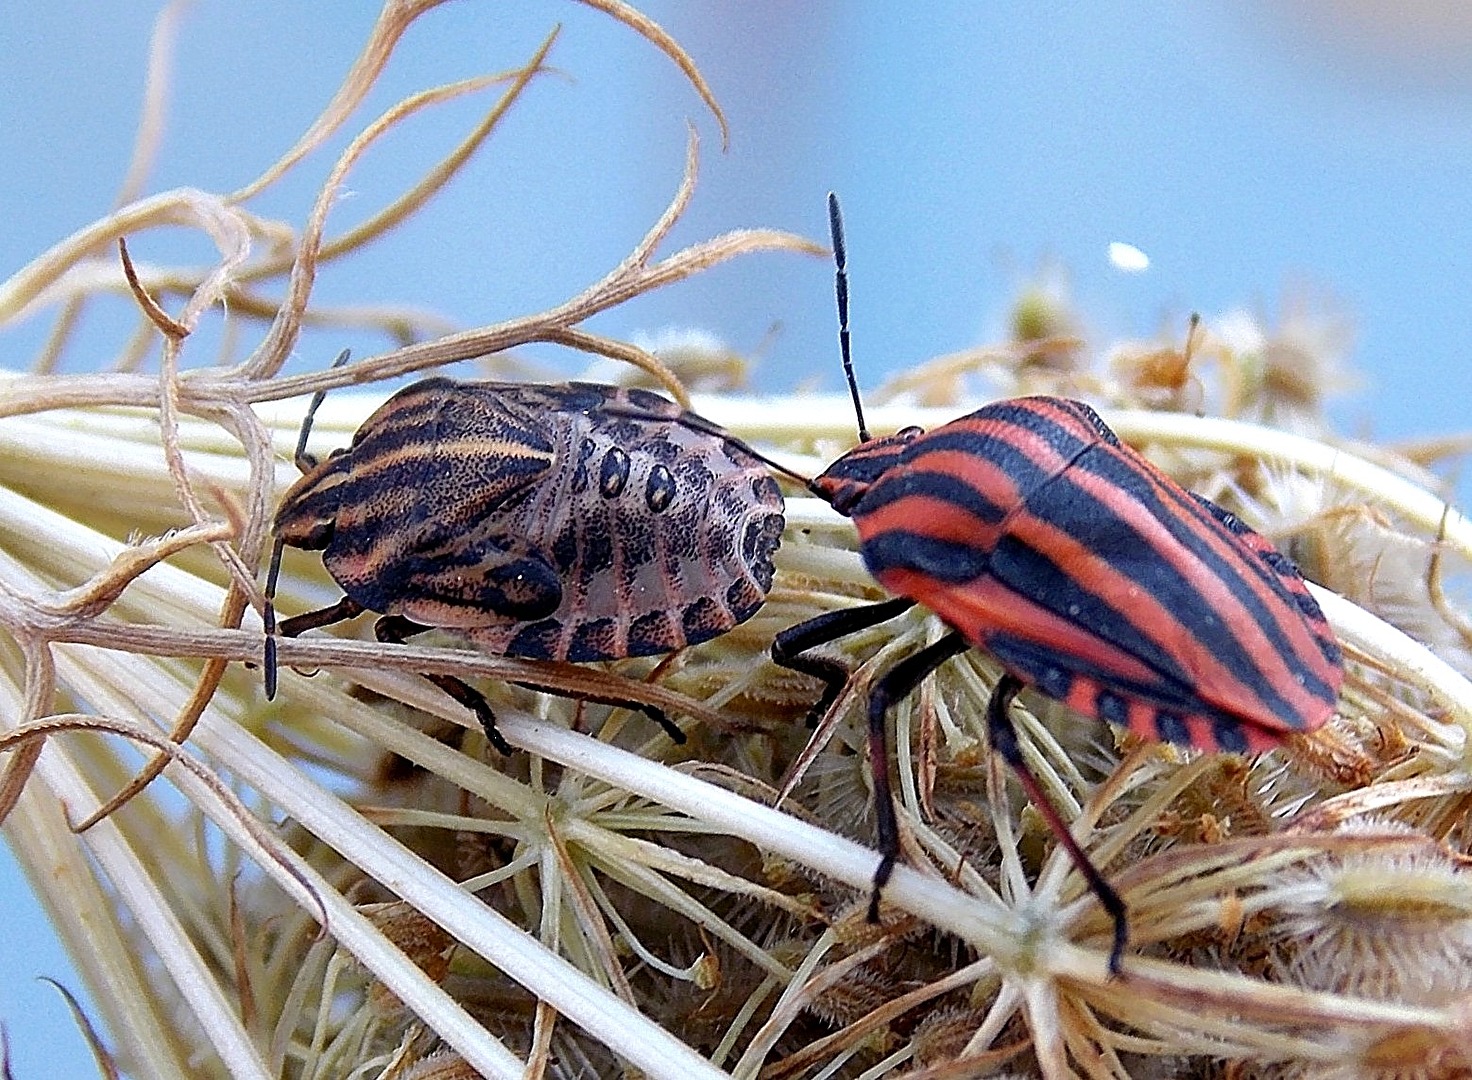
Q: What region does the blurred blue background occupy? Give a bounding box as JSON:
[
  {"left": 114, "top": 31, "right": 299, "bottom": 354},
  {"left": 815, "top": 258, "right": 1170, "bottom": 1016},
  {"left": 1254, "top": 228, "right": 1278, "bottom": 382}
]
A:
[{"left": 5, "top": 2, "right": 1472, "bottom": 1074}]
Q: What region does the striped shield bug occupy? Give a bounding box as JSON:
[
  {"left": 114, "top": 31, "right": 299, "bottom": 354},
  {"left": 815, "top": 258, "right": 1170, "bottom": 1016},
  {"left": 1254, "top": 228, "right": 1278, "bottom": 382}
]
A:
[
  {"left": 714, "top": 196, "right": 1344, "bottom": 974},
  {"left": 264, "top": 358, "right": 785, "bottom": 754}
]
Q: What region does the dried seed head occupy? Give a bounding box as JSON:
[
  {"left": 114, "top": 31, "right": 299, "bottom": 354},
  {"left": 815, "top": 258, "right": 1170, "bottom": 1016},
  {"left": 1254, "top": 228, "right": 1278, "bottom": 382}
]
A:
[
  {"left": 359, "top": 902, "right": 455, "bottom": 1018},
  {"left": 800, "top": 963, "right": 897, "bottom": 1029},
  {"left": 1229, "top": 464, "right": 1338, "bottom": 555},
  {"left": 12, "top": 19, "right": 1471, "bottom": 1066},
  {"left": 400, "top": 1051, "right": 481, "bottom": 1080},
  {"left": 909, "top": 1004, "right": 989, "bottom": 1067},
  {"left": 1264, "top": 1025, "right": 1472, "bottom": 1080},
  {"left": 1266, "top": 819, "right": 1472, "bottom": 1004},
  {"left": 1009, "top": 272, "right": 1081, "bottom": 362},
  {"left": 831, "top": 894, "right": 922, "bottom": 947},
  {"left": 801, "top": 744, "right": 880, "bottom": 842},
  {"left": 1302, "top": 504, "right": 1472, "bottom": 676},
  {"left": 1108, "top": 317, "right": 1207, "bottom": 414},
  {"left": 1214, "top": 297, "right": 1354, "bottom": 427}
]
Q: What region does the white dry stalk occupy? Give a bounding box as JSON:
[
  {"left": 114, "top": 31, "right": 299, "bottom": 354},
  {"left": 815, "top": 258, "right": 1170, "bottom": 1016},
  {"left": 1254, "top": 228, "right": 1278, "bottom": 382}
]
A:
[{"left": 5, "top": 377, "right": 1472, "bottom": 1075}]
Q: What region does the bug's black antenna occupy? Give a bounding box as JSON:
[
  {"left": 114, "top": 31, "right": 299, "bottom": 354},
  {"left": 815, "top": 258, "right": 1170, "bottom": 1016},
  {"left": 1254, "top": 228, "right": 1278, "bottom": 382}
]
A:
[
  {"left": 264, "top": 349, "right": 351, "bottom": 700},
  {"left": 828, "top": 193, "right": 870, "bottom": 443}
]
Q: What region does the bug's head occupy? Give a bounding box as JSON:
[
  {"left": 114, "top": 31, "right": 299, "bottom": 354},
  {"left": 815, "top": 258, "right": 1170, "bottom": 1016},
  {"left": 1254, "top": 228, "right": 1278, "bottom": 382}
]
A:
[
  {"left": 811, "top": 424, "right": 924, "bottom": 515},
  {"left": 271, "top": 459, "right": 346, "bottom": 551}
]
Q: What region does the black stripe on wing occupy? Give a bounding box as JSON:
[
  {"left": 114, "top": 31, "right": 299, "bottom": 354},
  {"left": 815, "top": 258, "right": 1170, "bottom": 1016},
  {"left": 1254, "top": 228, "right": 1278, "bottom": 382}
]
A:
[{"left": 856, "top": 467, "right": 1009, "bottom": 526}]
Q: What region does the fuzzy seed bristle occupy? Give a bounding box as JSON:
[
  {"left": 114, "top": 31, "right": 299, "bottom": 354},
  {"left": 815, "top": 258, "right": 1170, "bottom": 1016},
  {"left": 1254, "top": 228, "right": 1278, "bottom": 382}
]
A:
[{"left": 1266, "top": 819, "right": 1472, "bottom": 1005}]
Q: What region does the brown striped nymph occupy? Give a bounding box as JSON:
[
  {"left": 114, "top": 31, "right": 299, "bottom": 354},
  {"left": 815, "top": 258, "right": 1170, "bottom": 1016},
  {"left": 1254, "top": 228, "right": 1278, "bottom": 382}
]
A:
[{"left": 268, "top": 376, "right": 785, "bottom": 753}]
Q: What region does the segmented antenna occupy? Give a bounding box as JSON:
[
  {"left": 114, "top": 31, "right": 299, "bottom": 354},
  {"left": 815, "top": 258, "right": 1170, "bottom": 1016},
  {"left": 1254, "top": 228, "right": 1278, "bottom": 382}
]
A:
[
  {"left": 828, "top": 192, "right": 870, "bottom": 443},
  {"left": 264, "top": 349, "right": 351, "bottom": 699}
]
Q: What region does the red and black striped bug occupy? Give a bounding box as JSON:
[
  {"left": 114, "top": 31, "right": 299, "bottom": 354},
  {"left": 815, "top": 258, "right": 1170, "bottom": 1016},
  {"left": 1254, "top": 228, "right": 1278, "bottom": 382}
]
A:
[
  {"left": 264, "top": 359, "right": 785, "bottom": 754},
  {"left": 709, "top": 196, "right": 1344, "bottom": 974}
]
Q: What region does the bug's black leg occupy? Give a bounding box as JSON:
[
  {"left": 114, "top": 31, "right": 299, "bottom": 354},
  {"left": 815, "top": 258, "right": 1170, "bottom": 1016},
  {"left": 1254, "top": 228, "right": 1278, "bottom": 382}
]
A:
[
  {"left": 373, "top": 619, "right": 682, "bottom": 753},
  {"left": 772, "top": 597, "right": 916, "bottom": 725},
  {"left": 986, "top": 673, "right": 1130, "bottom": 975},
  {"left": 268, "top": 595, "right": 367, "bottom": 698},
  {"left": 509, "top": 680, "right": 685, "bottom": 745},
  {"left": 375, "top": 614, "right": 514, "bottom": 756},
  {"left": 277, "top": 596, "right": 366, "bottom": 637},
  {"left": 863, "top": 631, "right": 971, "bottom": 921}
]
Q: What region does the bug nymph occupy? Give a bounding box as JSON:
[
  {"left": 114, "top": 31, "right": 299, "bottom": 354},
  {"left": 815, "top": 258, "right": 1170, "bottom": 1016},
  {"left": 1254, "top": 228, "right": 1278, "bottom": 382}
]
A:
[
  {"left": 266, "top": 364, "right": 785, "bottom": 754},
  {"left": 768, "top": 195, "right": 1344, "bottom": 975}
]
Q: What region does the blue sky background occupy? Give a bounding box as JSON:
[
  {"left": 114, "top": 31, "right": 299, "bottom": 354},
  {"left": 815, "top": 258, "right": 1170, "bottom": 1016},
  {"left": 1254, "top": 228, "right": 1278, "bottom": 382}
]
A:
[{"left": 5, "top": 2, "right": 1472, "bottom": 1074}]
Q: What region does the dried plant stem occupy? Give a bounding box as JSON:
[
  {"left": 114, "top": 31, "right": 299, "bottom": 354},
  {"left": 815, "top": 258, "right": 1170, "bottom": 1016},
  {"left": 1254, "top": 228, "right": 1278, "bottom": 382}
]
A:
[
  {"left": 1315, "top": 586, "right": 1472, "bottom": 736},
  {"left": 0, "top": 714, "right": 262, "bottom": 1077},
  {"left": 507, "top": 718, "right": 1470, "bottom": 1045},
  {"left": 1109, "top": 408, "right": 1472, "bottom": 559},
  {"left": 2, "top": 776, "right": 192, "bottom": 1078},
  {"left": 184, "top": 708, "right": 729, "bottom": 1080}
]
